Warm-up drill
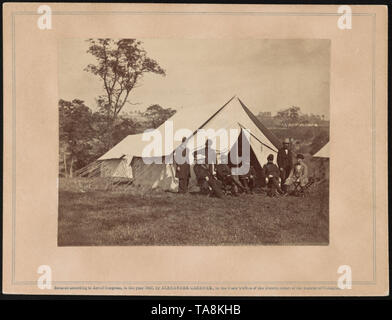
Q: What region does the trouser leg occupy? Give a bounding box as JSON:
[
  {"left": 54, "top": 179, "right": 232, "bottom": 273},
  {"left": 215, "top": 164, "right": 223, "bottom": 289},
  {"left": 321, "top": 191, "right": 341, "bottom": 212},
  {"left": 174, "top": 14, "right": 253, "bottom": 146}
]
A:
[
  {"left": 280, "top": 168, "right": 289, "bottom": 192},
  {"left": 249, "top": 178, "right": 255, "bottom": 192},
  {"left": 232, "top": 176, "right": 245, "bottom": 191},
  {"left": 241, "top": 179, "right": 250, "bottom": 193},
  {"left": 178, "top": 178, "right": 188, "bottom": 193}
]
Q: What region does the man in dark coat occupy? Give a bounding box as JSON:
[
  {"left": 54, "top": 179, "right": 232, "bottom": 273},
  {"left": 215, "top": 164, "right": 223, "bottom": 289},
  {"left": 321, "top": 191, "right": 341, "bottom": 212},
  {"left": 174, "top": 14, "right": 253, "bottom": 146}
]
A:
[
  {"left": 239, "top": 165, "right": 257, "bottom": 194},
  {"left": 204, "top": 139, "right": 217, "bottom": 175},
  {"left": 277, "top": 138, "right": 293, "bottom": 191},
  {"left": 174, "top": 137, "right": 191, "bottom": 193},
  {"left": 216, "top": 163, "right": 245, "bottom": 196},
  {"left": 193, "top": 153, "right": 223, "bottom": 198}
]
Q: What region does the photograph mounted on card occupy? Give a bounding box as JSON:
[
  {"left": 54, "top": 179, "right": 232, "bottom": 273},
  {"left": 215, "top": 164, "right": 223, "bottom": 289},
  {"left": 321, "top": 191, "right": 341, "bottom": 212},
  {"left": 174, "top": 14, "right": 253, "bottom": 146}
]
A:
[{"left": 2, "top": 3, "right": 388, "bottom": 296}]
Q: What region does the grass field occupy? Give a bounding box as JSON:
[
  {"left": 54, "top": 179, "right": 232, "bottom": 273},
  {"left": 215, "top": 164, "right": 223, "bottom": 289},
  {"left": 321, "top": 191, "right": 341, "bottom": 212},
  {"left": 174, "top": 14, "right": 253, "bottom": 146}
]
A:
[{"left": 58, "top": 177, "right": 329, "bottom": 246}]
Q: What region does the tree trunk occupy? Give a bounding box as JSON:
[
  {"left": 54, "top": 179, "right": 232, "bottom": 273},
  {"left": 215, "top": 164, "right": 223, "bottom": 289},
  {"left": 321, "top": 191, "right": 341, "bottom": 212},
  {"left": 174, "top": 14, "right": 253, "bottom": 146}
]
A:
[
  {"left": 106, "top": 116, "right": 116, "bottom": 149},
  {"left": 69, "top": 157, "right": 75, "bottom": 178}
]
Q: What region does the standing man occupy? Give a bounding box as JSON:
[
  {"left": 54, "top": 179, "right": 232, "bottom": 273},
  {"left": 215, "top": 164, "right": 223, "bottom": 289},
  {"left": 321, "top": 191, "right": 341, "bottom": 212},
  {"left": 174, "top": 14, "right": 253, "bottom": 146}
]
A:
[
  {"left": 277, "top": 138, "right": 293, "bottom": 191},
  {"left": 239, "top": 165, "right": 257, "bottom": 194},
  {"left": 204, "top": 139, "right": 217, "bottom": 175},
  {"left": 174, "top": 137, "right": 191, "bottom": 193}
]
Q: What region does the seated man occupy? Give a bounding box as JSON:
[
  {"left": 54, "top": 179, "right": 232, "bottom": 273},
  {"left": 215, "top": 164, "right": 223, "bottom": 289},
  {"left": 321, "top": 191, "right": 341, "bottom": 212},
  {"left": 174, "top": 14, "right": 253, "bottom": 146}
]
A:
[
  {"left": 284, "top": 154, "right": 309, "bottom": 195},
  {"left": 239, "top": 165, "right": 257, "bottom": 194},
  {"left": 215, "top": 163, "right": 245, "bottom": 196},
  {"left": 193, "top": 154, "right": 211, "bottom": 194},
  {"left": 193, "top": 153, "right": 223, "bottom": 198},
  {"left": 263, "top": 154, "right": 283, "bottom": 197}
]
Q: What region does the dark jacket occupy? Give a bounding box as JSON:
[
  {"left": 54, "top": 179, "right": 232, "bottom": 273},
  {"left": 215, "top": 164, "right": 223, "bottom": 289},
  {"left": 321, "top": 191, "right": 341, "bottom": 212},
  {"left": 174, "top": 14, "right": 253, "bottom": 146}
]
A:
[
  {"left": 216, "top": 164, "right": 231, "bottom": 180},
  {"left": 193, "top": 163, "right": 211, "bottom": 181},
  {"left": 175, "top": 147, "right": 191, "bottom": 179},
  {"left": 263, "top": 162, "right": 280, "bottom": 178},
  {"left": 277, "top": 148, "right": 293, "bottom": 170},
  {"left": 204, "top": 146, "right": 216, "bottom": 165}
]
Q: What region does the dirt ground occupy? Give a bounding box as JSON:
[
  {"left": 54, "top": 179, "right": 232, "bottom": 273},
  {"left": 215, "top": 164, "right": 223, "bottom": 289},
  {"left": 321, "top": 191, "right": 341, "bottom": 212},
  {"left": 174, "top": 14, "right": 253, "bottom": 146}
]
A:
[{"left": 58, "top": 178, "right": 329, "bottom": 246}]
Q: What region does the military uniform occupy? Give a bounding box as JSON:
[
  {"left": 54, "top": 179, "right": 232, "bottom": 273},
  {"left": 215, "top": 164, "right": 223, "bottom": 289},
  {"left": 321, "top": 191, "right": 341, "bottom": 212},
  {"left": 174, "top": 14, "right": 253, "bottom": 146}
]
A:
[
  {"left": 277, "top": 147, "right": 293, "bottom": 186},
  {"left": 204, "top": 146, "right": 216, "bottom": 175},
  {"left": 216, "top": 164, "right": 245, "bottom": 195},
  {"left": 175, "top": 146, "right": 191, "bottom": 193},
  {"left": 239, "top": 166, "right": 257, "bottom": 193},
  {"left": 263, "top": 161, "right": 282, "bottom": 196},
  {"left": 193, "top": 163, "right": 212, "bottom": 194}
]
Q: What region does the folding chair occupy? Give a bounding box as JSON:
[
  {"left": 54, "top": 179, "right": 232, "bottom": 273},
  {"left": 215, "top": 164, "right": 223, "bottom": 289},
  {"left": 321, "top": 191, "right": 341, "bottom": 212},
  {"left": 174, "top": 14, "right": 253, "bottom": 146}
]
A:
[{"left": 292, "top": 177, "right": 315, "bottom": 197}]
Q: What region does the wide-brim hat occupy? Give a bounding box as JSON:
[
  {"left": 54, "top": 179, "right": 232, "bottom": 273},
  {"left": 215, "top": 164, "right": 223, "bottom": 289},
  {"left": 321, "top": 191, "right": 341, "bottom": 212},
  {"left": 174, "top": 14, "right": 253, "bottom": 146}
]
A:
[{"left": 283, "top": 138, "right": 290, "bottom": 144}]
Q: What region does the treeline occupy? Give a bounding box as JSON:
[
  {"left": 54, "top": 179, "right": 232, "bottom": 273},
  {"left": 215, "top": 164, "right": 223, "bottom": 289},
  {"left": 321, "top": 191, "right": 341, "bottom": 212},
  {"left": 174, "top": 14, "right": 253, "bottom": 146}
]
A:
[
  {"left": 59, "top": 99, "right": 176, "bottom": 177},
  {"left": 257, "top": 106, "right": 329, "bottom": 129},
  {"left": 257, "top": 106, "right": 329, "bottom": 155}
]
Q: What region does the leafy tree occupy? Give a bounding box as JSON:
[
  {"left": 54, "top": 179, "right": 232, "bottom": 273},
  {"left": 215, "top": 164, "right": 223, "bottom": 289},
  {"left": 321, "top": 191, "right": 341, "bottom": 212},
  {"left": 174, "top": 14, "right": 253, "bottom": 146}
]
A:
[
  {"left": 88, "top": 109, "right": 141, "bottom": 155},
  {"left": 85, "top": 39, "right": 166, "bottom": 146},
  {"left": 111, "top": 116, "right": 140, "bottom": 145},
  {"left": 59, "top": 99, "right": 95, "bottom": 177},
  {"left": 143, "top": 104, "right": 176, "bottom": 128},
  {"left": 274, "top": 106, "right": 309, "bottom": 128}
]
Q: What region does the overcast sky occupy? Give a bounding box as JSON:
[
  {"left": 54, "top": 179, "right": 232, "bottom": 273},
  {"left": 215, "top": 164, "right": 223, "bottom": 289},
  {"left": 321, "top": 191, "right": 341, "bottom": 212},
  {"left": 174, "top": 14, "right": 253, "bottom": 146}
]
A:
[{"left": 58, "top": 39, "right": 330, "bottom": 118}]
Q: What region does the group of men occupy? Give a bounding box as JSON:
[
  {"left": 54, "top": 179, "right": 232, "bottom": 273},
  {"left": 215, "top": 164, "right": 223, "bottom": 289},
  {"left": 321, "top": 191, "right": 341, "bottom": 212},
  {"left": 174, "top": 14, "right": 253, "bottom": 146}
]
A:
[{"left": 174, "top": 137, "right": 309, "bottom": 197}]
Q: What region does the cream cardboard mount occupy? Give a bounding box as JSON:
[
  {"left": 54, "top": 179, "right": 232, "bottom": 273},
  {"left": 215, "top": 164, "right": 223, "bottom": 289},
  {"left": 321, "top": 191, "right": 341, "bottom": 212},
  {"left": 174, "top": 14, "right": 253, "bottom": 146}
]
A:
[{"left": 2, "top": 3, "right": 388, "bottom": 296}]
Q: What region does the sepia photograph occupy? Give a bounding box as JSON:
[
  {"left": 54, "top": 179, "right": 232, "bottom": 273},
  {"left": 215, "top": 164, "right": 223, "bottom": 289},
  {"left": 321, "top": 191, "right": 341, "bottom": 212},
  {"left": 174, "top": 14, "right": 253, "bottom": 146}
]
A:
[
  {"left": 3, "top": 3, "right": 387, "bottom": 297},
  {"left": 58, "top": 39, "right": 330, "bottom": 246}
]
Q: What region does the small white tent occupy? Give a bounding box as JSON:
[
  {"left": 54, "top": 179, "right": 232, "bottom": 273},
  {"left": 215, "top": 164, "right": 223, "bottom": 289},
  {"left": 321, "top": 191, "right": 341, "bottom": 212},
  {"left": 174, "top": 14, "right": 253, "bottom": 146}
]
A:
[
  {"left": 312, "top": 141, "right": 329, "bottom": 181},
  {"left": 90, "top": 96, "right": 282, "bottom": 191},
  {"left": 313, "top": 142, "right": 329, "bottom": 158}
]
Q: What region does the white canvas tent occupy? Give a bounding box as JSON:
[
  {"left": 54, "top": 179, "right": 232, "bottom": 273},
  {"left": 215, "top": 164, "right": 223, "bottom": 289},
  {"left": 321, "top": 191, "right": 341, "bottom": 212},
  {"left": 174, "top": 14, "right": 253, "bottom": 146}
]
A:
[
  {"left": 89, "top": 96, "right": 282, "bottom": 191},
  {"left": 312, "top": 141, "right": 329, "bottom": 181},
  {"left": 313, "top": 142, "right": 329, "bottom": 158}
]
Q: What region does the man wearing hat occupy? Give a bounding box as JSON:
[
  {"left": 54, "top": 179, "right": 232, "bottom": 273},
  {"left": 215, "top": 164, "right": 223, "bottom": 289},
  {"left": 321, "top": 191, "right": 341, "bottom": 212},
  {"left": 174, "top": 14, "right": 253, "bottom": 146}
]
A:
[
  {"left": 193, "top": 152, "right": 223, "bottom": 198},
  {"left": 174, "top": 137, "right": 191, "bottom": 193},
  {"left": 239, "top": 162, "right": 257, "bottom": 194},
  {"left": 216, "top": 162, "right": 246, "bottom": 196},
  {"left": 263, "top": 154, "right": 283, "bottom": 197},
  {"left": 277, "top": 138, "right": 294, "bottom": 191},
  {"left": 284, "top": 153, "right": 309, "bottom": 193}
]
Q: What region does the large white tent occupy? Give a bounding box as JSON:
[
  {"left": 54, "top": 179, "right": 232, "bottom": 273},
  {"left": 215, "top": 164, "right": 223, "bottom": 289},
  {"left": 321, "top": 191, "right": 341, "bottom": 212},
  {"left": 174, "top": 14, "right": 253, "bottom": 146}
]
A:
[{"left": 88, "top": 96, "right": 282, "bottom": 191}]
